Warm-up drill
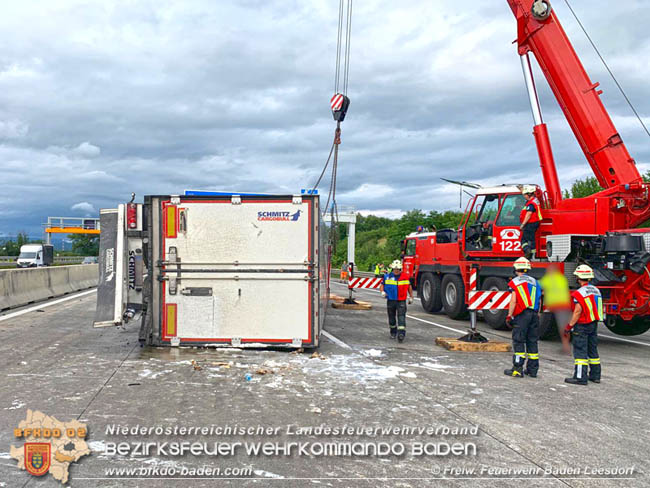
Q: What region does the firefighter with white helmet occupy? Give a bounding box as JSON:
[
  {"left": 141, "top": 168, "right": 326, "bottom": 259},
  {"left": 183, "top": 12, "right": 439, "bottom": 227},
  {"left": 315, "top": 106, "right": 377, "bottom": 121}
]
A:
[
  {"left": 564, "top": 265, "right": 603, "bottom": 385},
  {"left": 519, "top": 185, "right": 543, "bottom": 259},
  {"left": 379, "top": 259, "right": 413, "bottom": 343},
  {"left": 504, "top": 257, "right": 542, "bottom": 378}
]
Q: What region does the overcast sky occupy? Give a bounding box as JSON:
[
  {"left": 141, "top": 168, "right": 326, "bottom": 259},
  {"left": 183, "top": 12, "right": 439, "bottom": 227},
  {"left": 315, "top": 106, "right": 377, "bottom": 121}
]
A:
[{"left": 1, "top": 0, "right": 648, "bottom": 235}]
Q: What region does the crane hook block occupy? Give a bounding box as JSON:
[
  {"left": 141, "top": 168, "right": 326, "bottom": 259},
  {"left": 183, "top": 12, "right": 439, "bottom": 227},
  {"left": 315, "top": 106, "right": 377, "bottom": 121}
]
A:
[{"left": 330, "top": 93, "right": 351, "bottom": 122}]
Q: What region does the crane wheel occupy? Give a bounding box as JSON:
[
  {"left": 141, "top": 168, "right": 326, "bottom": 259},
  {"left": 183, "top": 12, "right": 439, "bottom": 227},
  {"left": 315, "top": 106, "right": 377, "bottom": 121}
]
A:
[
  {"left": 419, "top": 273, "right": 442, "bottom": 313},
  {"left": 605, "top": 316, "right": 650, "bottom": 336},
  {"left": 538, "top": 312, "right": 561, "bottom": 340},
  {"left": 441, "top": 274, "right": 468, "bottom": 320},
  {"left": 482, "top": 277, "right": 510, "bottom": 330}
]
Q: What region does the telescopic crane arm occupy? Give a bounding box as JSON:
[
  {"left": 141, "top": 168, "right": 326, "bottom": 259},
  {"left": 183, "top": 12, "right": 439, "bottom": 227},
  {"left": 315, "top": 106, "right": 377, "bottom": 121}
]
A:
[{"left": 508, "top": 0, "right": 642, "bottom": 193}]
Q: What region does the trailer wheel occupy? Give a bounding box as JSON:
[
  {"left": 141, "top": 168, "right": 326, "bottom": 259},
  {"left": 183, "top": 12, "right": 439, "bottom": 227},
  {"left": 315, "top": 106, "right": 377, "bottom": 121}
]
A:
[
  {"left": 538, "top": 312, "right": 560, "bottom": 340},
  {"left": 481, "top": 277, "right": 510, "bottom": 330},
  {"left": 441, "top": 274, "right": 468, "bottom": 320},
  {"left": 605, "top": 316, "right": 650, "bottom": 336},
  {"left": 419, "top": 273, "right": 442, "bottom": 313}
]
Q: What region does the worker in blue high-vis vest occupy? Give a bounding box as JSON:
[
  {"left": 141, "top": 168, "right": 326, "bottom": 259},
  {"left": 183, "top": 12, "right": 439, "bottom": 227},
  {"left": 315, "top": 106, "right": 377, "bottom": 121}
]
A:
[{"left": 380, "top": 260, "right": 413, "bottom": 343}]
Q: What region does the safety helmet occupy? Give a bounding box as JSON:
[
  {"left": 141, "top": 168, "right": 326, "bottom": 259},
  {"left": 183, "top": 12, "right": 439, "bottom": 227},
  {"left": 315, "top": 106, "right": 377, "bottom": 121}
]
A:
[
  {"left": 513, "top": 257, "right": 531, "bottom": 271},
  {"left": 391, "top": 259, "right": 402, "bottom": 269},
  {"left": 521, "top": 185, "right": 537, "bottom": 195},
  {"left": 574, "top": 264, "right": 594, "bottom": 280}
]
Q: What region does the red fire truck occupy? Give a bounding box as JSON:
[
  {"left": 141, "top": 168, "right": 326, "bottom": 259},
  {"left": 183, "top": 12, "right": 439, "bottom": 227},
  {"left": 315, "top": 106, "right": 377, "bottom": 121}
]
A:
[{"left": 402, "top": 0, "right": 650, "bottom": 338}]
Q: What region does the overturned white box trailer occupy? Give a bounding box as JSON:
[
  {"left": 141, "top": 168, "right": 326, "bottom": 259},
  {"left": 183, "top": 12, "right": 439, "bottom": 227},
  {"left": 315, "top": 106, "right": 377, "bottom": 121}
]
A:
[{"left": 94, "top": 193, "right": 328, "bottom": 349}]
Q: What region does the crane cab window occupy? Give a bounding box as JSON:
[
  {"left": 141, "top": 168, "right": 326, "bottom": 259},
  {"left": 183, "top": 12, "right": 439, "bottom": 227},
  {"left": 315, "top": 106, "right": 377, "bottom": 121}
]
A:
[
  {"left": 496, "top": 194, "right": 527, "bottom": 227},
  {"left": 404, "top": 239, "right": 416, "bottom": 256},
  {"left": 465, "top": 194, "right": 499, "bottom": 251}
]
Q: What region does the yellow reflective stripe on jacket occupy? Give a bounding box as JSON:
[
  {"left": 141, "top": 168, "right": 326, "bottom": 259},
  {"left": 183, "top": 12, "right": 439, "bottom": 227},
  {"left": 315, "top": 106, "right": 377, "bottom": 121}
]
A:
[
  {"left": 517, "top": 284, "right": 531, "bottom": 308},
  {"left": 597, "top": 299, "right": 604, "bottom": 321},
  {"left": 397, "top": 280, "right": 410, "bottom": 285},
  {"left": 384, "top": 279, "right": 397, "bottom": 285}
]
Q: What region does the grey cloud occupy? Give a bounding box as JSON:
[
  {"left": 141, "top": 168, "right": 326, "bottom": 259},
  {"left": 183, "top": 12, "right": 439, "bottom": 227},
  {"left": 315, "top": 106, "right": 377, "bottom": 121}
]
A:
[{"left": 0, "top": 0, "right": 648, "bottom": 236}]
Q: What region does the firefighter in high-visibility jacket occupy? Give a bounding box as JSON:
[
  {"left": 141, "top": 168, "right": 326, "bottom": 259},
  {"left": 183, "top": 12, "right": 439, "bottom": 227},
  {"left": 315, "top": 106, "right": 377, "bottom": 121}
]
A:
[
  {"left": 504, "top": 257, "right": 542, "bottom": 378},
  {"left": 380, "top": 259, "right": 413, "bottom": 343},
  {"left": 520, "top": 185, "right": 543, "bottom": 259},
  {"left": 564, "top": 265, "right": 603, "bottom": 385}
]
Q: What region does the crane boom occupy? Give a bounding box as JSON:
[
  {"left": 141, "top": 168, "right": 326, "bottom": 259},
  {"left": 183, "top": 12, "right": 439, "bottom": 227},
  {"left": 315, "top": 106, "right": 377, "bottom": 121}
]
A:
[{"left": 507, "top": 0, "right": 642, "bottom": 189}]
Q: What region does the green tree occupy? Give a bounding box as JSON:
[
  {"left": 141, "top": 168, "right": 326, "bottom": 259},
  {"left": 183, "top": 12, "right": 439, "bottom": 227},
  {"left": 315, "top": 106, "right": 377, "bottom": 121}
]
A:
[
  {"left": 643, "top": 170, "right": 650, "bottom": 183},
  {"left": 2, "top": 232, "right": 37, "bottom": 256},
  {"left": 331, "top": 209, "right": 463, "bottom": 271},
  {"left": 69, "top": 234, "right": 99, "bottom": 256},
  {"left": 563, "top": 176, "right": 602, "bottom": 199}
]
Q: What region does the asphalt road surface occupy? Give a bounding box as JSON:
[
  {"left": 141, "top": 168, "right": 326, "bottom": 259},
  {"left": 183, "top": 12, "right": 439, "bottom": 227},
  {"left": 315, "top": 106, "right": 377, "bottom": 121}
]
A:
[{"left": 0, "top": 285, "right": 648, "bottom": 487}]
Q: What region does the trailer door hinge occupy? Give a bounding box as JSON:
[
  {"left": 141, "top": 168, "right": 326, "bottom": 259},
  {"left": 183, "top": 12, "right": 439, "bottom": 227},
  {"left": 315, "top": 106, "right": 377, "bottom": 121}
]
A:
[
  {"left": 231, "top": 337, "right": 242, "bottom": 347},
  {"left": 171, "top": 195, "right": 181, "bottom": 205},
  {"left": 168, "top": 276, "right": 177, "bottom": 295},
  {"left": 292, "top": 195, "right": 302, "bottom": 205},
  {"left": 292, "top": 338, "right": 303, "bottom": 347},
  {"left": 231, "top": 195, "right": 242, "bottom": 205}
]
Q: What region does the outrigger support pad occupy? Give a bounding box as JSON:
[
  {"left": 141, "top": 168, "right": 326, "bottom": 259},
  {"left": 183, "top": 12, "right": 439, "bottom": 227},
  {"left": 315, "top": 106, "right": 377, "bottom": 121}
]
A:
[{"left": 458, "top": 311, "right": 489, "bottom": 343}]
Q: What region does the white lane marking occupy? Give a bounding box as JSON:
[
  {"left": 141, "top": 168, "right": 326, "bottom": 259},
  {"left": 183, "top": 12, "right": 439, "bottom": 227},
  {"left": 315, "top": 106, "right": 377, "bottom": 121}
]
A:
[
  {"left": 405, "top": 314, "right": 466, "bottom": 335},
  {"left": 600, "top": 334, "right": 650, "bottom": 347},
  {"left": 333, "top": 282, "right": 467, "bottom": 334},
  {"left": 322, "top": 330, "right": 352, "bottom": 350},
  {"left": 0, "top": 289, "right": 97, "bottom": 322},
  {"left": 333, "top": 282, "right": 650, "bottom": 347}
]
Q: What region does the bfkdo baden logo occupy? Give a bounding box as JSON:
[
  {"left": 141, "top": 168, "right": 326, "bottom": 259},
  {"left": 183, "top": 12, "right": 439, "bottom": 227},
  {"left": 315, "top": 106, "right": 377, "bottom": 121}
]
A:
[
  {"left": 258, "top": 209, "right": 302, "bottom": 221},
  {"left": 25, "top": 442, "right": 50, "bottom": 476},
  {"left": 11, "top": 409, "right": 90, "bottom": 484}
]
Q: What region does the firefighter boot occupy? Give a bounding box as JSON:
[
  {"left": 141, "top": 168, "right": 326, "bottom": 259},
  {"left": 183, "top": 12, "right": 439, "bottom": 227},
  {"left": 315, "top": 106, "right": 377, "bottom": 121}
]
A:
[
  {"left": 397, "top": 329, "right": 405, "bottom": 343},
  {"left": 565, "top": 364, "right": 588, "bottom": 385},
  {"left": 503, "top": 367, "right": 524, "bottom": 378},
  {"left": 390, "top": 327, "right": 397, "bottom": 339}
]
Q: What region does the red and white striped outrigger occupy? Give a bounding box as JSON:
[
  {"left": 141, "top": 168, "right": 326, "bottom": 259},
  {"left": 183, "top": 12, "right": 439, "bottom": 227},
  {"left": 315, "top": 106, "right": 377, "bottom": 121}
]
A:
[
  {"left": 348, "top": 277, "right": 383, "bottom": 290},
  {"left": 467, "top": 268, "right": 510, "bottom": 310}
]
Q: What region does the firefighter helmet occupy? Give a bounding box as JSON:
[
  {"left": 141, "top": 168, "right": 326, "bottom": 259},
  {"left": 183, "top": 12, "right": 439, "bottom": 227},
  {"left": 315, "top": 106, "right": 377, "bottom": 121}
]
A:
[
  {"left": 391, "top": 259, "right": 402, "bottom": 270},
  {"left": 522, "top": 185, "right": 537, "bottom": 195},
  {"left": 513, "top": 257, "right": 531, "bottom": 271},
  {"left": 574, "top": 265, "right": 594, "bottom": 280}
]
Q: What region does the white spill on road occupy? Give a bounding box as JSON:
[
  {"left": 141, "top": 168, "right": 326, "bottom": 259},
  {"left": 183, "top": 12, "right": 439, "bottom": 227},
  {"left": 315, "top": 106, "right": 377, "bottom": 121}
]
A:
[{"left": 361, "top": 349, "right": 384, "bottom": 358}]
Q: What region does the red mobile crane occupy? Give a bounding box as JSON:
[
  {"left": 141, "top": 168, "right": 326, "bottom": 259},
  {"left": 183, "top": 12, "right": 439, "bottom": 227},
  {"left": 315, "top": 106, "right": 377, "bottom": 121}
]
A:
[{"left": 402, "top": 0, "right": 650, "bottom": 337}]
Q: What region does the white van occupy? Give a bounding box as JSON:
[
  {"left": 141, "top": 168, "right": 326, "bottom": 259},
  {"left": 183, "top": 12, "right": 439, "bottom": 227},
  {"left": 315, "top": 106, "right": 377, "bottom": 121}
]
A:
[{"left": 16, "top": 244, "right": 54, "bottom": 268}]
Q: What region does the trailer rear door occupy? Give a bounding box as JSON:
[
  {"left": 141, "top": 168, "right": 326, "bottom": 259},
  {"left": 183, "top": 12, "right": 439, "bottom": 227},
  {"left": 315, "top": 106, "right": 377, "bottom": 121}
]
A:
[{"left": 154, "top": 195, "right": 318, "bottom": 347}]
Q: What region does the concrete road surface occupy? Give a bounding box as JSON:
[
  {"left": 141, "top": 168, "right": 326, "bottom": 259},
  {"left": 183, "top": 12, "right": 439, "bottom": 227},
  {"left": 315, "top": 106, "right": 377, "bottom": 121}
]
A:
[{"left": 0, "top": 284, "right": 648, "bottom": 487}]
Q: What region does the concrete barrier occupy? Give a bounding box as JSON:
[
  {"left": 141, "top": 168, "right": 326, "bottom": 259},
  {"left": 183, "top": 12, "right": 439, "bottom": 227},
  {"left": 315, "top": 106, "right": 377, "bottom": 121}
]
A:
[{"left": 0, "top": 264, "right": 98, "bottom": 310}]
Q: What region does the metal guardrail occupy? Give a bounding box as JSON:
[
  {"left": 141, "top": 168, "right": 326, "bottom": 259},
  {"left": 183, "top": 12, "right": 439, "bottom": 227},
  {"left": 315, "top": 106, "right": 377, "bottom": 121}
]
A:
[{"left": 0, "top": 256, "right": 94, "bottom": 267}]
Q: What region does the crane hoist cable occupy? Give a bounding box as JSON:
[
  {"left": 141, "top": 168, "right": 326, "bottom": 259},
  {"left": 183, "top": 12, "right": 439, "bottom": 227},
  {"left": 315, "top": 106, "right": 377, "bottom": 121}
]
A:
[
  {"left": 563, "top": 0, "right": 650, "bottom": 139},
  {"left": 313, "top": 0, "right": 353, "bottom": 232}
]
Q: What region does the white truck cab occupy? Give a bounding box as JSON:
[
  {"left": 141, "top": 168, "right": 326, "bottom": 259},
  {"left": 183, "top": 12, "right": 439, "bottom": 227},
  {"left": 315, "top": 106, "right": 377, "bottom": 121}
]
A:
[{"left": 16, "top": 244, "right": 54, "bottom": 268}]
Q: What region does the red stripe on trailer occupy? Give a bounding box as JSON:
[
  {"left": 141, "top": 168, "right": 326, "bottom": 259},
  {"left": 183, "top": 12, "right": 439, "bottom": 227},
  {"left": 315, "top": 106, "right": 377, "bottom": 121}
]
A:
[{"left": 331, "top": 93, "right": 344, "bottom": 111}]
